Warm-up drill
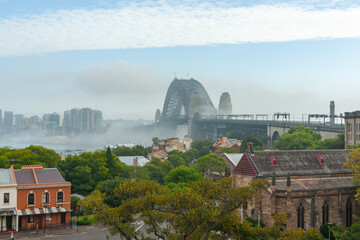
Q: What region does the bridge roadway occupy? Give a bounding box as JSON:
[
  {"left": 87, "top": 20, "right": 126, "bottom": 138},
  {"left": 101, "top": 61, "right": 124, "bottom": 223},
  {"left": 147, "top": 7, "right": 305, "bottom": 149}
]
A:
[{"left": 190, "top": 115, "right": 344, "bottom": 143}]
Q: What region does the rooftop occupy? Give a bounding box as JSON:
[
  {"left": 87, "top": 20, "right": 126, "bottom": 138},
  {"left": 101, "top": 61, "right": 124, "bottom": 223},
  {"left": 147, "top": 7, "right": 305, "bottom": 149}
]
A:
[
  {"left": 14, "top": 167, "right": 66, "bottom": 185},
  {"left": 0, "top": 168, "right": 14, "bottom": 184},
  {"left": 234, "top": 149, "right": 352, "bottom": 177}
]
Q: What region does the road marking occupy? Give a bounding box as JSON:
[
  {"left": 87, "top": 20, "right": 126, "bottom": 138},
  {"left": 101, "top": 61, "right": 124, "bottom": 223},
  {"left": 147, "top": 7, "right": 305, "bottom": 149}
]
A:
[{"left": 135, "top": 222, "right": 145, "bottom": 231}]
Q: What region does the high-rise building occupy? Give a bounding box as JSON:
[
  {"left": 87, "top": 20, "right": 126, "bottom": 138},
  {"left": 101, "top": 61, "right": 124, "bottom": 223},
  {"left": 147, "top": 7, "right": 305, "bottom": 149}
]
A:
[
  {"left": 0, "top": 109, "right": 2, "bottom": 127},
  {"left": 63, "top": 108, "right": 102, "bottom": 133},
  {"left": 4, "top": 111, "right": 13, "bottom": 129},
  {"left": 14, "top": 114, "right": 24, "bottom": 127}
]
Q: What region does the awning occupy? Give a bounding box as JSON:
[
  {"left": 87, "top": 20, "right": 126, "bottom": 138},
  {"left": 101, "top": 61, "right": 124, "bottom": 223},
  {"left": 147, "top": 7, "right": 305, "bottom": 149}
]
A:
[
  {"left": 0, "top": 208, "right": 17, "bottom": 216},
  {"left": 17, "top": 207, "right": 71, "bottom": 216}
]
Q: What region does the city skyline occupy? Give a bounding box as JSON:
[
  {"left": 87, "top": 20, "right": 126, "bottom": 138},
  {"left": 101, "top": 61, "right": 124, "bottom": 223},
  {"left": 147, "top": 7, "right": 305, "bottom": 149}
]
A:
[{"left": 1, "top": 0, "right": 360, "bottom": 120}]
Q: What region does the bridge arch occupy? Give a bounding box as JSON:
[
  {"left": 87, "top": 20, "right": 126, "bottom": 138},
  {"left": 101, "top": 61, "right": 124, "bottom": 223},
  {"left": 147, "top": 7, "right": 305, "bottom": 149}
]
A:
[
  {"left": 161, "top": 78, "right": 216, "bottom": 122},
  {"left": 272, "top": 131, "right": 280, "bottom": 142}
]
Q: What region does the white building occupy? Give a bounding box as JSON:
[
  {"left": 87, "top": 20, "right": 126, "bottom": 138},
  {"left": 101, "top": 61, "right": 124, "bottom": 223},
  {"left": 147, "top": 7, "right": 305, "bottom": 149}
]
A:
[{"left": 0, "top": 167, "right": 18, "bottom": 231}]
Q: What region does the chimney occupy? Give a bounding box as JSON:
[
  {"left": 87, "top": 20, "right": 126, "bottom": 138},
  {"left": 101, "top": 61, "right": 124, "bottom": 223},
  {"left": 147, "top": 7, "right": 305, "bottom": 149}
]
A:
[
  {"left": 133, "top": 156, "right": 139, "bottom": 167},
  {"left": 247, "top": 142, "right": 254, "bottom": 154}
]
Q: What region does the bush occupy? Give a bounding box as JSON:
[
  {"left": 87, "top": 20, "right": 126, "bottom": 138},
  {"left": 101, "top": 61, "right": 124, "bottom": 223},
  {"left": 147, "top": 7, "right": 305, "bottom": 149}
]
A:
[
  {"left": 320, "top": 223, "right": 335, "bottom": 240},
  {"left": 76, "top": 215, "right": 97, "bottom": 225}
]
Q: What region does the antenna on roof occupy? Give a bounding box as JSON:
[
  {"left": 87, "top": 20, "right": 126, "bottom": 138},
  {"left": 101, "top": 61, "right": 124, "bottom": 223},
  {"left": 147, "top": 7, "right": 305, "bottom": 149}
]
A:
[
  {"left": 9, "top": 159, "right": 18, "bottom": 165},
  {"left": 187, "top": 72, "right": 189, "bottom": 78},
  {"left": 174, "top": 71, "right": 177, "bottom": 78}
]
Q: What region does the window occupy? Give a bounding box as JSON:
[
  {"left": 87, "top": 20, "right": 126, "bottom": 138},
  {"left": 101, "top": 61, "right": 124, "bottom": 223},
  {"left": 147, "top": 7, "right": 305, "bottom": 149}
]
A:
[
  {"left": 28, "top": 193, "right": 35, "bottom": 205},
  {"left": 28, "top": 215, "right": 34, "bottom": 223},
  {"left": 57, "top": 191, "right": 64, "bottom": 203},
  {"left": 322, "top": 201, "right": 329, "bottom": 225},
  {"left": 346, "top": 198, "right": 352, "bottom": 227},
  {"left": 43, "top": 192, "right": 49, "bottom": 204},
  {"left": 4, "top": 193, "right": 9, "bottom": 203},
  {"left": 297, "top": 203, "right": 305, "bottom": 228},
  {"left": 46, "top": 214, "right": 51, "bottom": 222}
]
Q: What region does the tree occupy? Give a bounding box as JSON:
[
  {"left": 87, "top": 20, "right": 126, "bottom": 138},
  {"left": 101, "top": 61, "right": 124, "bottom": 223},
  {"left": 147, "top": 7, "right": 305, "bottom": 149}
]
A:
[
  {"left": 331, "top": 216, "right": 360, "bottom": 240},
  {"left": 344, "top": 148, "right": 360, "bottom": 203},
  {"left": 273, "top": 125, "right": 322, "bottom": 150},
  {"left": 191, "top": 139, "right": 214, "bottom": 157},
  {"left": 71, "top": 196, "right": 81, "bottom": 212},
  {"left": 167, "top": 154, "right": 186, "bottom": 168},
  {"left": 165, "top": 165, "right": 203, "bottom": 184},
  {"left": 215, "top": 147, "right": 239, "bottom": 154},
  {"left": 96, "top": 177, "right": 128, "bottom": 207},
  {"left": 80, "top": 177, "right": 268, "bottom": 240},
  {"left": 240, "top": 136, "right": 264, "bottom": 153},
  {"left": 58, "top": 150, "right": 112, "bottom": 195},
  {"left": 322, "top": 133, "right": 345, "bottom": 149},
  {"left": 106, "top": 146, "right": 117, "bottom": 177},
  {"left": 194, "top": 153, "right": 227, "bottom": 175}
]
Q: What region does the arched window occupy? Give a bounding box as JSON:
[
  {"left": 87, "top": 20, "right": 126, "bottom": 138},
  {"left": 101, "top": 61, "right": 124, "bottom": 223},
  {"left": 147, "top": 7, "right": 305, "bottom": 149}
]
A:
[
  {"left": 322, "top": 201, "right": 329, "bottom": 225},
  {"left": 43, "top": 192, "right": 49, "bottom": 204},
  {"left": 297, "top": 202, "right": 305, "bottom": 228},
  {"left": 346, "top": 198, "right": 352, "bottom": 227},
  {"left": 28, "top": 193, "right": 35, "bottom": 205},
  {"left": 57, "top": 191, "right": 64, "bottom": 203}
]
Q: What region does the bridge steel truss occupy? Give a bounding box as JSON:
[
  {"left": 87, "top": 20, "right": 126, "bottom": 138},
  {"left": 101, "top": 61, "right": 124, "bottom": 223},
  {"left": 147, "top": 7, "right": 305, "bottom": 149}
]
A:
[{"left": 160, "top": 78, "right": 216, "bottom": 123}]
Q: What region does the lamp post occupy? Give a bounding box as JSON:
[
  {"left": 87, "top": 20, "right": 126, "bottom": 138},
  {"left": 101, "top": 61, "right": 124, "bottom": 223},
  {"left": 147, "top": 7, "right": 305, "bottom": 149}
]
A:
[
  {"left": 258, "top": 209, "right": 265, "bottom": 227},
  {"left": 327, "top": 222, "right": 332, "bottom": 240}
]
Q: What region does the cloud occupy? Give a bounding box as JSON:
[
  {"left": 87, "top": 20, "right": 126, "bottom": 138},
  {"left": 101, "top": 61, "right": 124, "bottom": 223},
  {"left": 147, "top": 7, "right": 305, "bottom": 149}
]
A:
[
  {"left": 77, "top": 61, "right": 167, "bottom": 96},
  {"left": 1, "top": 1, "right": 360, "bottom": 56}
]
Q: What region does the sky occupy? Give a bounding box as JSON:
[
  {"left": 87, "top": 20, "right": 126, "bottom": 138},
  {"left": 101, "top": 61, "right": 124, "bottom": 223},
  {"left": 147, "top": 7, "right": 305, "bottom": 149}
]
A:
[{"left": 1, "top": 0, "right": 360, "bottom": 121}]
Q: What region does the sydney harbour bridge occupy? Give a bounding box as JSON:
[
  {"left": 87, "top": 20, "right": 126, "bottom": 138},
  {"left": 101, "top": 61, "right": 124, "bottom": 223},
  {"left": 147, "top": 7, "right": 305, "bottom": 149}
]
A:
[{"left": 154, "top": 78, "right": 344, "bottom": 145}]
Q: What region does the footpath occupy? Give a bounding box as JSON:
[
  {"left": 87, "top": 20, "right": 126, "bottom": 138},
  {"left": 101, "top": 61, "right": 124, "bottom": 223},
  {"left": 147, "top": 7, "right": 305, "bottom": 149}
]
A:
[{"left": 0, "top": 226, "right": 86, "bottom": 240}]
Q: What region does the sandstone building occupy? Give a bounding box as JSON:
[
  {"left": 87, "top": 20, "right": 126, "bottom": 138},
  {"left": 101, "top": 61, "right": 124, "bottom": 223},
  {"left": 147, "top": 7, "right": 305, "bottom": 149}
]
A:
[{"left": 232, "top": 149, "right": 359, "bottom": 229}]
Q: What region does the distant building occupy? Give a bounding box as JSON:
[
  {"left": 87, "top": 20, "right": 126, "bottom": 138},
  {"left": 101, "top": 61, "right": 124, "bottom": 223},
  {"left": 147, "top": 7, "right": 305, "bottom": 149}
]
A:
[
  {"left": 118, "top": 156, "right": 149, "bottom": 166},
  {"left": 0, "top": 167, "right": 18, "bottom": 231},
  {"left": 165, "top": 137, "right": 186, "bottom": 153},
  {"left": 149, "top": 149, "right": 168, "bottom": 160},
  {"left": 344, "top": 111, "right": 360, "bottom": 146},
  {"left": 63, "top": 108, "right": 102, "bottom": 134},
  {"left": 0, "top": 109, "right": 2, "bottom": 127},
  {"left": 3, "top": 111, "right": 13, "bottom": 129},
  {"left": 14, "top": 114, "right": 24, "bottom": 128},
  {"left": 213, "top": 136, "right": 241, "bottom": 152}
]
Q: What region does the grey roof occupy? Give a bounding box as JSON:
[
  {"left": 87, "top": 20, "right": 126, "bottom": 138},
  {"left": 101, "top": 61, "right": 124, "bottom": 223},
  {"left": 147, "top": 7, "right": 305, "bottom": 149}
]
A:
[
  {"left": 35, "top": 169, "right": 65, "bottom": 184},
  {"left": 247, "top": 149, "right": 352, "bottom": 177},
  {"left": 118, "top": 156, "right": 149, "bottom": 166},
  {"left": 14, "top": 168, "right": 65, "bottom": 185},
  {"left": 0, "top": 169, "right": 14, "bottom": 184},
  {"left": 14, "top": 170, "right": 36, "bottom": 184},
  {"left": 275, "top": 177, "right": 355, "bottom": 191},
  {"left": 223, "top": 153, "right": 243, "bottom": 167}
]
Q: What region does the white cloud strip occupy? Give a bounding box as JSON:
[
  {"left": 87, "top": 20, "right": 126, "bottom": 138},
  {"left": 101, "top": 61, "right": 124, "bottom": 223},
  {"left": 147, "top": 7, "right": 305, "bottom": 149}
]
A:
[{"left": 1, "top": 3, "right": 360, "bottom": 56}]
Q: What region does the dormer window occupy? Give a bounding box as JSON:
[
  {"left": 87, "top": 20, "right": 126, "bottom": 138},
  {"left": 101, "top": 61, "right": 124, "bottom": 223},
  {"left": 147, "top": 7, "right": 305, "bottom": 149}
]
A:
[
  {"left": 269, "top": 156, "right": 278, "bottom": 166},
  {"left": 316, "top": 155, "right": 325, "bottom": 165}
]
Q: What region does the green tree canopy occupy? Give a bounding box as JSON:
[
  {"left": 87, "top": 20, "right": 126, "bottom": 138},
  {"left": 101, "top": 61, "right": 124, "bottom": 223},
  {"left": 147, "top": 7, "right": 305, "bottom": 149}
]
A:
[
  {"left": 80, "top": 177, "right": 268, "bottom": 240},
  {"left": 240, "top": 136, "right": 264, "bottom": 153},
  {"left": 165, "top": 165, "right": 203, "bottom": 185},
  {"left": 273, "top": 125, "right": 322, "bottom": 150},
  {"left": 193, "top": 153, "right": 227, "bottom": 175},
  {"left": 167, "top": 154, "right": 186, "bottom": 168},
  {"left": 344, "top": 148, "right": 360, "bottom": 203},
  {"left": 191, "top": 139, "right": 214, "bottom": 157}
]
